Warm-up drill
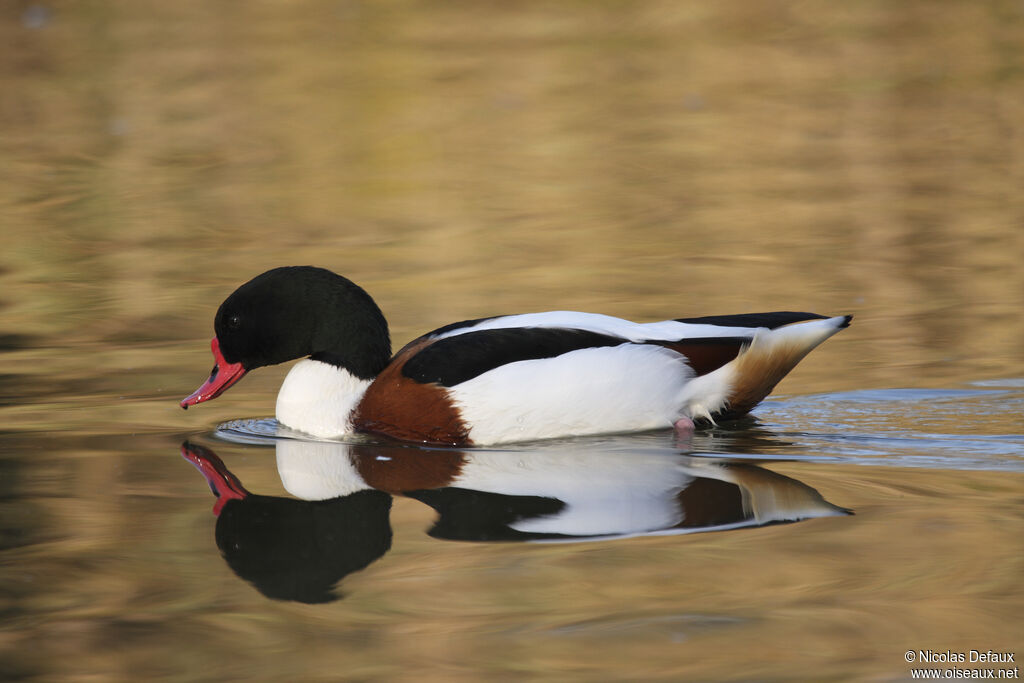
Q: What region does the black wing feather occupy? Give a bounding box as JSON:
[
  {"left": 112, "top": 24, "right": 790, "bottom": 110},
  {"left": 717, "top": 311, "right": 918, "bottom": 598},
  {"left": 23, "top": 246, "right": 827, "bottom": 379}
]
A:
[
  {"left": 675, "top": 311, "right": 827, "bottom": 329},
  {"left": 402, "top": 328, "right": 626, "bottom": 387}
]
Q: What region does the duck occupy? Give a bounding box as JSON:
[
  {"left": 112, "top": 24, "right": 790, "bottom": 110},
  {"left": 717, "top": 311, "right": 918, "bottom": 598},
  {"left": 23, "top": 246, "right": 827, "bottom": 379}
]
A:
[{"left": 180, "top": 266, "right": 851, "bottom": 446}]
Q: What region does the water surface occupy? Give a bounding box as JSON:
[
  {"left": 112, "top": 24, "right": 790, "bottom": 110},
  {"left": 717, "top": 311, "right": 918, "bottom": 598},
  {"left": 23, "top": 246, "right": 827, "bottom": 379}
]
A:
[{"left": 2, "top": 2, "right": 1023, "bottom": 681}]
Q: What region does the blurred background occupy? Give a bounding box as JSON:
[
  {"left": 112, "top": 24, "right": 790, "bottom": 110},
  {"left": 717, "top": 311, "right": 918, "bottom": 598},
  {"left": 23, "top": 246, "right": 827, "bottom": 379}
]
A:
[
  {"left": 3, "top": 0, "right": 1022, "bottom": 392},
  {"left": 1, "top": 1, "right": 1022, "bottom": 680}
]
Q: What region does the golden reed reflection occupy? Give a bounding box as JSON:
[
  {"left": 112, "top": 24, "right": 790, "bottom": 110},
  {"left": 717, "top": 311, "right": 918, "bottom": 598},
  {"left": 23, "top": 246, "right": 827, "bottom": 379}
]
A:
[{"left": 0, "top": 1, "right": 1021, "bottom": 404}]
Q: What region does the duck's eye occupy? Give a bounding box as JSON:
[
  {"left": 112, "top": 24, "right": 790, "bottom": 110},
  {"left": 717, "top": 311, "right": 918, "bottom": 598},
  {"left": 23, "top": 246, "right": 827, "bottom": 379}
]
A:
[{"left": 227, "top": 314, "right": 242, "bottom": 330}]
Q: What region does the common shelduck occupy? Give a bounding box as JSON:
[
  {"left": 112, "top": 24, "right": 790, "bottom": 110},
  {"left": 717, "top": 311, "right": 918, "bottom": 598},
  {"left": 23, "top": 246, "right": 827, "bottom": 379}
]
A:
[{"left": 180, "top": 266, "right": 851, "bottom": 445}]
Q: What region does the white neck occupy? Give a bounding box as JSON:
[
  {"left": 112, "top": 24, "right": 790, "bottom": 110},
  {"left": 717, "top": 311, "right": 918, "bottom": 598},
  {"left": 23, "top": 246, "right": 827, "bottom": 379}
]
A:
[
  {"left": 275, "top": 358, "right": 372, "bottom": 438},
  {"left": 275, "top": 439, "right": 367, "bottom": 500}
]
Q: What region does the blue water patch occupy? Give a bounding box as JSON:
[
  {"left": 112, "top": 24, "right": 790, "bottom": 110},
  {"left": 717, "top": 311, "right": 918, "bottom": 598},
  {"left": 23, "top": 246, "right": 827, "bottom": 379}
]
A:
[{"left": 749, "top": 385, "right": 1024, "bottom": 472}]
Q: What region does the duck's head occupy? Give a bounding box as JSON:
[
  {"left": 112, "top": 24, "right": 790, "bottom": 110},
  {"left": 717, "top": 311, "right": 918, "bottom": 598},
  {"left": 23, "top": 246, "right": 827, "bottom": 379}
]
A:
[{"left": 181, "top": 266, "right": 391, "bottom": 408}]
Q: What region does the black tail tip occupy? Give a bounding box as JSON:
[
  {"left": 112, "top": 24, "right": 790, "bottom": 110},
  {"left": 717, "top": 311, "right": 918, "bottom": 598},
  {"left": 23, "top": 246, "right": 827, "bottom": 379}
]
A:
[{"left": 839, "top": 314, "right": 853, "bottom": 328}]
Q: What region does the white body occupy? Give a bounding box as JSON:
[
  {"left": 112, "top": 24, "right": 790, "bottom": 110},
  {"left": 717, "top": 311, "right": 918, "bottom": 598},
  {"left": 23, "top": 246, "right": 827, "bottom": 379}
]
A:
[{"left": 275, "top": 313, "right": 850, "bottom": 445}]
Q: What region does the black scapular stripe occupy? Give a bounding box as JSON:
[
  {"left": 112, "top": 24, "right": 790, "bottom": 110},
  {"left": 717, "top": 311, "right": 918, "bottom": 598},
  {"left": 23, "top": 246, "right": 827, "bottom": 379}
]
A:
[
  {"left": 675, "top": 311, "right": 827, "bottom": 329},
  {"left": 402, "top": 327, "right": 626, "bottom": 387},
  {"left": 405, "top": 488, "right": 570, "bottom": 542}
]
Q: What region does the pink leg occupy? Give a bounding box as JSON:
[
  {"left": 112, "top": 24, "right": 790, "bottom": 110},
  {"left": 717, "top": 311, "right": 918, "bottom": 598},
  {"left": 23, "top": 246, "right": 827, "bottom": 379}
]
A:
[{"left": 673, "top": 416, "right": 695, "bottom": 435}]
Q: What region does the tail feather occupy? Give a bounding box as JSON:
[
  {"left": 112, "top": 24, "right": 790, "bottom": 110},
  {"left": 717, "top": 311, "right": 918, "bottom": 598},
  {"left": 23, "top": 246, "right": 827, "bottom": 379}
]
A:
[
  {"left": 677, "top": 315, "right": 851, "bottom": 422},
  {"left": 719, "top": 315, "right": 851, "bottom": 419}
]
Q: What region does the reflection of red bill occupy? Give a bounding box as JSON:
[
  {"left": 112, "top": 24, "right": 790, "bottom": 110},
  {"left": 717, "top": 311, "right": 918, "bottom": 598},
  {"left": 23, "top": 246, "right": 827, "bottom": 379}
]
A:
[
  {"left": 180, "top": 337, "right": 247, "bottom": 408},
  {"left": 180, "top": 442, "right": 249, "bottom": 516}
]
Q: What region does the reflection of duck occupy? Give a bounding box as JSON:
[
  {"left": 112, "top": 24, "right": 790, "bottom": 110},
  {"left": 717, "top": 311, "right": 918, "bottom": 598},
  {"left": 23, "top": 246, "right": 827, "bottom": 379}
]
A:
[
  {"left": 183, "top": 438, "right": 849, "bottom": 601},
  {"left": 181, "top": 266, "right": 851, "bottom": 445},
  {"left": 275, "top": 440, "right": 851, "bottom": 541}
]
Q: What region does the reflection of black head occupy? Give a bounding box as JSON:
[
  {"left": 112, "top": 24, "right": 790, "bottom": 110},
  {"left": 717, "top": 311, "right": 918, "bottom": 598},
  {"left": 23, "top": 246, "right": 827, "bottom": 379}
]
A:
[{"left": 215, "top": 490, "right": 392, "bottom": 603}]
